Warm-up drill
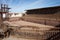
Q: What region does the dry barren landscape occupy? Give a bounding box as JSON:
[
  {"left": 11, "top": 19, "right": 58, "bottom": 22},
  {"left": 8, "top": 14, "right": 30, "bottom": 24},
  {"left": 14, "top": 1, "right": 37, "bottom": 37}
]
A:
[{"left": 2, "top": 20, "right": 60, "bottom": 40}]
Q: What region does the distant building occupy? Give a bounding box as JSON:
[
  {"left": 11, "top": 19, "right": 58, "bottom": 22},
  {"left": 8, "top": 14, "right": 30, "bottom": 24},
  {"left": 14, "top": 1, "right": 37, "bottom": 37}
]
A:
[
  {"left": 9, "top": 13, "right": 23, "bottom": 18},
  {"left": 26, "top": 6, "right": 60, "bottom": 14}
]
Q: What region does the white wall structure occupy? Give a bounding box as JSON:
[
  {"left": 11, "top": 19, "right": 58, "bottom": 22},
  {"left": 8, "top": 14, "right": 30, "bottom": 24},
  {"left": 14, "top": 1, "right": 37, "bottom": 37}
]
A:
[{"left": 10, "top": 13, "right": 23, "bottom": 17}]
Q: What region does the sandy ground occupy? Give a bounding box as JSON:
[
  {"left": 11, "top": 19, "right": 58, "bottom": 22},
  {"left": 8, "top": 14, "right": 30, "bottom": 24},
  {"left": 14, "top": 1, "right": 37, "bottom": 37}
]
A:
[
  {"left": 4, "top": 20, "right": 55, "bottom": 29},
  {"left": 2, "top": 20, "right": 56, "bottom": 40},
  {"left": 2, "top": 36, "right": 38, "bottom": 40}
]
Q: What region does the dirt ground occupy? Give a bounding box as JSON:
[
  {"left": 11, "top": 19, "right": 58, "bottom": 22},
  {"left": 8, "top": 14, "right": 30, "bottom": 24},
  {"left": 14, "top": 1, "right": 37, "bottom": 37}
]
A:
[
  {"left": 2, "top": 21, "right": 57, "bottom": 40},
  {"left": 0, "top": 33, "right": 34, "bottom": 40},
  {"left": 2, "top": 35, "right": 40, "bottom": 40}
]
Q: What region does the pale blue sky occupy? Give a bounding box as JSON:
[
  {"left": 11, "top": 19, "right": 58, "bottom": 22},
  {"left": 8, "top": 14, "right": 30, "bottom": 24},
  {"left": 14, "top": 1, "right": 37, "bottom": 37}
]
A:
[{"left": 0, "top": 0, "right": 60, "bottom": 13}]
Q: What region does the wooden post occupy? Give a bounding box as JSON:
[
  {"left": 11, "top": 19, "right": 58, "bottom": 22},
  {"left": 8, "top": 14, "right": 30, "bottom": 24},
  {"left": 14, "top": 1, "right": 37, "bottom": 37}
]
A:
[{"left": 0, "top": 4, "right": 3, "bottom": 22}]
